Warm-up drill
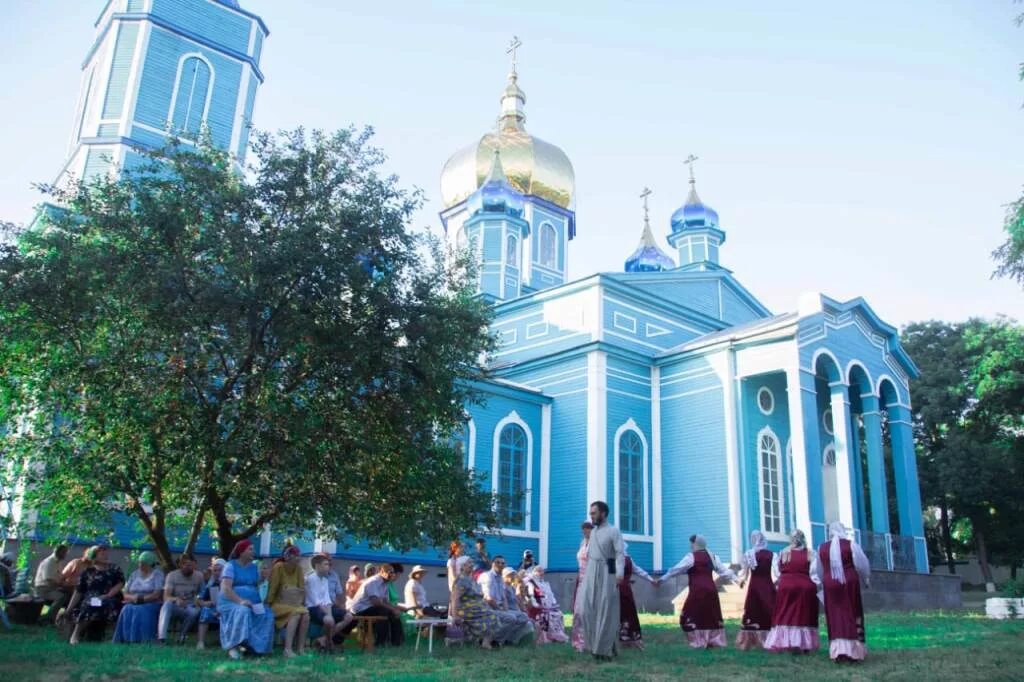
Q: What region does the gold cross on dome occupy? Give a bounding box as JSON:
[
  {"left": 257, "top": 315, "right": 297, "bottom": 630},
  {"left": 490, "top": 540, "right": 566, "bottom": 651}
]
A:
[
  {"left": 640, "top": 187, "right": 652, "bottom": 223},
  {"left": 684, "top": 154, "right": 699, "bottom": 184},
  {"left": 507, "top": 36, "right": 523, "bottom": 73}
]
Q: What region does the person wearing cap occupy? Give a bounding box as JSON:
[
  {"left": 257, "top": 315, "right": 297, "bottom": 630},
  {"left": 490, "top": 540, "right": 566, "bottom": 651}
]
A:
[
  {"left": 157, "top": 553, "right": 204, "bottom": 645},
  {"left": 517, "top": 550, "right": 536, "bottom": 572},
  {"left": 114, "top": 550, "right": 166, "bottom": 643},
  {"left": 267, "top": 544, "right": 309, "bottom": 658},
  {"left": 218, "top": 539, "right": 275, "bottom": 659},
  {"left": 403, "top": 565, "right": 444, "bottom": 618},
  {"left": 67, "top": 545, "right": 124, "bottom": 644},
  {"left": 195, "top": 558, "right": 226, "bottom": 649}
]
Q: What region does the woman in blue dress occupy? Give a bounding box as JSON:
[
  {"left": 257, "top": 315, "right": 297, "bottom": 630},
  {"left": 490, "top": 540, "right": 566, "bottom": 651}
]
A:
[
  {"left": 113, "top": 551, "right": 165, "bottom": 643},
  {"left": 218, "top": 540, "right": 275, "bottom": 659}
]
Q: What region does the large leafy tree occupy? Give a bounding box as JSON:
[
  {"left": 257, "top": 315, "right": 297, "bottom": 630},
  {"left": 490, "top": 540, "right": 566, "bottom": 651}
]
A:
[
  {"left": 903, "top": 319, "right": 1024, "bottom": 582},
  {"left": 0, "top": 129, "right": 499, "bottom": 567}
]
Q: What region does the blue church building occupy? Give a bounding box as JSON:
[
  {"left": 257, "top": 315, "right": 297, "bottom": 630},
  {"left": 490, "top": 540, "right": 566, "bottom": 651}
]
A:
[{"left": 37, "top": 0, "right": 928, "bottom": 577}]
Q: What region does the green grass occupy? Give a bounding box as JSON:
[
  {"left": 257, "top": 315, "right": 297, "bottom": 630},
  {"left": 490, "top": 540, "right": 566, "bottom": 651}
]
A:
[{"left": 2, "top": 611, "right": 1022, "bottom": 681}]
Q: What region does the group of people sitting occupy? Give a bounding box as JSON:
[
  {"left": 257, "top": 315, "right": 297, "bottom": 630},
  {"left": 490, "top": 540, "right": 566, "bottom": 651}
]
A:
[{"left": 4, "top": 520, "right": 870, "bottom": 663}]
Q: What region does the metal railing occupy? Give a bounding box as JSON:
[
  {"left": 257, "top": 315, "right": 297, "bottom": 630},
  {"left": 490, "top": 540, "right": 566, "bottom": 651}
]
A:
[{"left": 860, "top": 531, "right": 919, "bottom": 572}]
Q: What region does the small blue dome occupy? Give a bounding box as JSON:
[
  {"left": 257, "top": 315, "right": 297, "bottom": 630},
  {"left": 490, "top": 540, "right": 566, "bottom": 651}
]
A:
[
  {"left": 625, "top": 243, "right": 676, "bottom": 272},
  {"left": 466, "top": 151, "right": 524, "bottom": 218},
  {"left": 670, "top": 185, "right": 719, "bottom": 233}
]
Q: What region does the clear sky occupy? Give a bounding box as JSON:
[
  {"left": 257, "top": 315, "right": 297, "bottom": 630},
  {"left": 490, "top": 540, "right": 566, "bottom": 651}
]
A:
[{"left": 2, "top": 0, "right": 1022, "bottom": 325}]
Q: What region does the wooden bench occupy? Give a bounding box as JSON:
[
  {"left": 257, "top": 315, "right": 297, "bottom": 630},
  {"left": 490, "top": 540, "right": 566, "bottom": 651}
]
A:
[{"left": 351, "top": 615, "right": 387, "bottom": 652}]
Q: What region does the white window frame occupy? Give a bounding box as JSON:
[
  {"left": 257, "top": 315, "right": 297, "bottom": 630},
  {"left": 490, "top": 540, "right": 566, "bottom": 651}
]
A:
[
  {"left": 167, "top": 52, "right": 216, "bottom": 136},
  {"left": 756, "top": 386, "right": 775, "bottom": 415},
  {"left": 756, "top": 426, "right": 786, "bottom": 540},
  {"left": 491, "top": 411, "right": 536, "bottom": 537},
  {"left": 539, "top": 221, "right": 558, "bottom": 269},
  {"left": 613, "top": 418, "right": 651, "bottom": 541},
  {"left": 822, "top": 408, "right": 834, "bottom": 435}
]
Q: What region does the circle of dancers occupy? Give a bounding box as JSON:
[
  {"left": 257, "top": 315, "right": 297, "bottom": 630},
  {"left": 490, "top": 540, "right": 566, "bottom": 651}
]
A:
[{"left": 573, "top": 500, "right": 871, "bottom": 663}]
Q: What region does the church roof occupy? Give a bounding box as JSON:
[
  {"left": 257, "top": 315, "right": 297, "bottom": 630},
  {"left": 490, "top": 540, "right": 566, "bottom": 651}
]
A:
[{"left": 661, "top": 313, "right": 798, "bottom": 357}]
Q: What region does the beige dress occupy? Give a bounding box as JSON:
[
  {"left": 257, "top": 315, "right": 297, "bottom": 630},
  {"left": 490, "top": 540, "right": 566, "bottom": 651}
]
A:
[
  {"left": 267, "top": 563, "right": 306, "bottom": 628},
  {"left": 578, "top": 521, "right": 625, "bottom": 657}
]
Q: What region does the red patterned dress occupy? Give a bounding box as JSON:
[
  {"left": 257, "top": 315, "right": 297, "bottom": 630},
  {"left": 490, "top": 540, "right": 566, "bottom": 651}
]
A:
[
  {"left": 765, "top": 547, "right": 821, "bottom": 653},
  {"left": 663, "top": 548, "right": 735, "bottom": 648},
  {"left": 618, "top": 556, "right": 655, "bottom": 649},
  {"left": 819, "top": 536, "right": 870, "bottom": 661},
  {"left": 735, "top": 548, "right": 776, "bottom": 650}
]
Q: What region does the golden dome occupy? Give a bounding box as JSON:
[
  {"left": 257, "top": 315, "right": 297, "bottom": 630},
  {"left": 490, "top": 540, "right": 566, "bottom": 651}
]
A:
[{"left": 440, "top": 72, "right": 575, "bottom": 210}]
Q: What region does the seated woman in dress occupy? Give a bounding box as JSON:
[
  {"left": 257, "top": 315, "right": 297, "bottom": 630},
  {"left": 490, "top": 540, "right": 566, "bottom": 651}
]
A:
[
  {"left": 765, "top": 529, "right": 821, "bottom": 654},
  {"left": 196, "top": 558, "right": 226, "bottom": 649},
  {"left": 659, "top": 534, "right": 736, "bottom": 649},
  {"left": 266, "top": 545, "right": 309, "bottom": 658},
  {"left": 218, "top": 540, "right": 275, "bottom": 660},
  {"left": 403, "top": 565, "right": 444, "bottom": 618},
  {"left": 448, "top": 556, "right": 498, "bottom": 649},
  {"left": 736, "top": 530, "right": 777, "bottom": 651},
  {"left": 523, "top": 566, "right": 568, "bottom": 645},
  {"left": 344, "top": 565, "right": 362, "bottom": 611},
  {"left": 67, "top": 545, "right": 125, "bottom": 645},
  {"left": 113, "top": 551, "right": 165, "bottom": 643}
]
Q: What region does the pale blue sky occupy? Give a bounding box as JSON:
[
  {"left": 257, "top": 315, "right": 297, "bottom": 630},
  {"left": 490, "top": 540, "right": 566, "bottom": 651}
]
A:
[{"left": 2, "top": 0, "right": 1022, "bottom": 325}]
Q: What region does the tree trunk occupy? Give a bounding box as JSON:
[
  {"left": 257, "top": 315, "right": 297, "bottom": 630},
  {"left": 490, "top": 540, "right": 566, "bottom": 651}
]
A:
[
  {"left": 939, "top": 498, "right": 956, "bottom": 574},
  {"left": 132, "top": 507, "right": 175, "bottom": 571},
  {"left": 976, "top": 527, "right": 995, "bottom": 591},
  {"left": 183, "top": 504, "right": 208, "bottom": 558}
]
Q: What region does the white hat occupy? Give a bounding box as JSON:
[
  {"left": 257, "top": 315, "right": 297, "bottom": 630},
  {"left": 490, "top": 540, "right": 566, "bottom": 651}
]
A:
[
  {"left": 410, "top": 564, "right": 428, "bottom": 577},
  {"left": 501, "top": 567, "right": 515, "bottom": 578}
]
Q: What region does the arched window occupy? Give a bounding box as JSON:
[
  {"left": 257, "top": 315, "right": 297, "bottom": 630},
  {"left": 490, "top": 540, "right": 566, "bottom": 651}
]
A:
[
  {"left": 618, "top": 430, "right": 644, "bottom": 534},
  {"left": 785, "top": 439, "right": 796, "bottom": 531},
  {"left": 758, "top": 428, "right": 784, "bottom": 534},
  {"left": 498, "top": 424, "right": 526, "bottom": 527},
  {"left": 505, "top": 233, "right": 518, "bottom": 265},
  {"left": 171, "top": 55, "right": 213, "bottom": 138},
  {"left": 540, "top": 222, "right": 557, "bottom": 268}
]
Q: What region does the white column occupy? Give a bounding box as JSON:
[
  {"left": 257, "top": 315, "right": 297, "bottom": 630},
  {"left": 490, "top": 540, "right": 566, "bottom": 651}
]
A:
[
  {"left": 651, "top": 366, "right": 663, "bottom": 571},
  {"left": 586, "top": 351, "right": 608, "bottom": 513},
  {"left": 539, "top": 403, "right": 551, "bottom": 568},
  {"left": 829, "top": 383, "right": 856, "bottom": 530},
  {"left": 785, "top": 366, "right": 813, "bottom": 536},
  {"left": 715, "top": 350, "right": 743, "bottom": 564},
  {"left": 259, "top": 524, "right": 272, "bottom": 557}
]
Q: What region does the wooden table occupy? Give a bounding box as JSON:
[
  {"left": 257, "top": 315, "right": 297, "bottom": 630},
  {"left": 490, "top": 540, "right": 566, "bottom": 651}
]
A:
[
  {"left": 410, "top": 617, "right": 448, "bottom": 655},
  {"left": 351, "top": 615, "right": 387, "bottom": 652}
]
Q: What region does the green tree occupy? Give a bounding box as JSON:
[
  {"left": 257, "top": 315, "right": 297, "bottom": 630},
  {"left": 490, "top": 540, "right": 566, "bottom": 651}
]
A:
[
  {"left": 903, "top": 319, "right": 1024, "bottom": 583},
  {"left": 0, "top": 129, "right": 500, "bottom": 568}
]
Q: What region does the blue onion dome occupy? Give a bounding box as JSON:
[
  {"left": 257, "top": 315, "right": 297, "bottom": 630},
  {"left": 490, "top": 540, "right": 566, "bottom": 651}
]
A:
[
  {"left": 626, "top": 204, "right": 676, "bottom": 272},
  {"left": 465, "top": 150, "right": 524, "bottom": 218},
  {"left": 670, "top": 182, "right": 719, "bottom": 233}
]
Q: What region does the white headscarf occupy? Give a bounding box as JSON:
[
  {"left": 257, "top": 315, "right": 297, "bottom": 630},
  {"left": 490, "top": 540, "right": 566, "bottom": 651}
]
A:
[
  {"left": 744, "top": 530, "right": 768, "bottom": 568},
  {"left": 454, "top": 555, "right": 472, "bottom": 573},
  {"left": 828, "top": 521, "right": 848, "bottom": 584},
  {"left": 691, "top": 534, "right": 708, "bottom": 551}
]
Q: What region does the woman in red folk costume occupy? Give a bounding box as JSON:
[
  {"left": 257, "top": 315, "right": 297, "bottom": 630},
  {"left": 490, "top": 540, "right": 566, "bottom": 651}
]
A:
[
  {"left": 818, "top": 522, "right": 871, "bottom": 662},
  {"left": 735, "top": 530, "right": 776, "bottom": 650},
  {"left": 570, "top": 521, "right": 593, "bottom": 652},
  {"left": 659, "top": 534, "right": 735, "bottom": 649},
  {"left": 765, "top": 529, "right": 821, "bottom": 654},
  {"left": 618, "top": 549, "right": 656, "bottom": 649}
]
